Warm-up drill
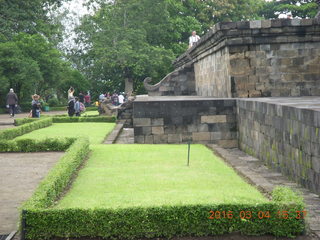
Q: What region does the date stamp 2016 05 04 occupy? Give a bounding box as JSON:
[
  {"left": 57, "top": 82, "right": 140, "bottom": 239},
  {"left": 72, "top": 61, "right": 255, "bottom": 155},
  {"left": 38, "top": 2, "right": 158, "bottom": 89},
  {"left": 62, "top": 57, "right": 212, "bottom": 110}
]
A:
[{"left": 208, "top": 210, "right": 307, "bottom": 220}]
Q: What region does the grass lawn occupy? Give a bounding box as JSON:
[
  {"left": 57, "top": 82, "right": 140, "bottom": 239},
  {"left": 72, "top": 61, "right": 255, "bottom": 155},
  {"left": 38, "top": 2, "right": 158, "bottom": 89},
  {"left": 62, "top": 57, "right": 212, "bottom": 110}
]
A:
[
  {"left": 82, "top": 110, "right": 99, "bottom": 116},
  {"left": 16, "top": 123, "right": 115, "bottom": 144},
  {"left": 56, "top": 144, "right": 268, "bottom": 209}
]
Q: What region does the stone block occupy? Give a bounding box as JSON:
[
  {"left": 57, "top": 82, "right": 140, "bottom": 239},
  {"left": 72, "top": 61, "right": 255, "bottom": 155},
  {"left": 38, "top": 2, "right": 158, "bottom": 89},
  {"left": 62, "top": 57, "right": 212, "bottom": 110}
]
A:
[
  {"left": 133, "top": 118, "right": 151, "bottom": 127},
  {"left": 153, "top": 134, "right": 168, "bottom": 144},
  {"left": 201, "top": 115, "right": 227, "bottom": 124},
  {"left": 211, "top": 132, "right": 222, "bottom": 140},
  {"left": 312, "top": 156, "right": 320, "bottom": 173},
  {"left": 250, "top": 20, "right": 261, "bottom": 29},
  {"left": 261, "top": 20, "right": 271, "bottom": 28},
  {"left": 192, "top": 132, "right": 211, "bottom": 141},
  {"left": 134, "top": 135, "right": 144, "bottom": 144},
  {"left": 217, "top": 140, "right": 238, "bottom": 148},
  {"left": 151, "top": 118, "right": 164, "bottom": 126},
  {"left": 168, "top": 134, "right": 182, "bottom": 143},
  {"left": 145, "top": 135, "right": 154, "bottom": 144},
  {"left": 152, "top": 126, "right": 164, "bottom": 135}
]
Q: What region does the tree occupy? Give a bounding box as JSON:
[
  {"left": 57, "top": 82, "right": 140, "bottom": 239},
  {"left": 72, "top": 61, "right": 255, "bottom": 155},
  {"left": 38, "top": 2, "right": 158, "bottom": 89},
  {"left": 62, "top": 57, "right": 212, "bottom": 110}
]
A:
[
  {"left": 260, "top": 0, "right": 318, "bottom": 19},
  {"left": 0, "top": 42, "right": 42, "bottom": 104},
  {"left": 0, "top": 0, "right": 66, "bottom": 42}
]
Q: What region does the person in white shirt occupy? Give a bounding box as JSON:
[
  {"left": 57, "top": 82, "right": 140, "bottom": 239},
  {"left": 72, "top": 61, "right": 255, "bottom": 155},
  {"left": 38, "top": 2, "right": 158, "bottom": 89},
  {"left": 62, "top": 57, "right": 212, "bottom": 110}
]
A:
[
  {"left": 189, "top": 31, "right": 200, "bottom": 49},
  {"left": 118, "top": 93, "right": 124, "bottom": 104}
]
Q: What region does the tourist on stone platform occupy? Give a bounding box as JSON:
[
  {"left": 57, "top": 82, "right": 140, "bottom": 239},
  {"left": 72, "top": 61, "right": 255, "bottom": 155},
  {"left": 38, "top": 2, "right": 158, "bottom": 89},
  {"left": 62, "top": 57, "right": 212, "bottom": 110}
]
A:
[
  {"left": 6, "top": 88, "right": 18, "bottom": 118},
  {"left": 99, "top": 93, "right": 106, "bottom": 102},
  {"left": 189, "top": 31, "right": 200, "bottom": 49},
  {"left": 111, "top": 93, "right": 119, "bottom": 106},
  {"left": 31, "top": 94, "right": 41, "bottom": 118}
]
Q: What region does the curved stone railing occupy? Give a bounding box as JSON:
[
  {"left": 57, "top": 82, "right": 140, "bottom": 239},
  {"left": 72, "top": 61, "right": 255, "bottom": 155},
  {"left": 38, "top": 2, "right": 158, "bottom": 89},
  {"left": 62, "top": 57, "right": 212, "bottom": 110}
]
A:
[{"left": 143, "top": 63, "right": 195, "bottom": 96}]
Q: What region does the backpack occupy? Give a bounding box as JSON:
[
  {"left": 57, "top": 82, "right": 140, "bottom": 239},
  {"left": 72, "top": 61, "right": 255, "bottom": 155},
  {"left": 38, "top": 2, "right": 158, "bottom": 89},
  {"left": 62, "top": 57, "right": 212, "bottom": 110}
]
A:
[{"left": 80, "top": 102, "right": 86, "bottom": 112}]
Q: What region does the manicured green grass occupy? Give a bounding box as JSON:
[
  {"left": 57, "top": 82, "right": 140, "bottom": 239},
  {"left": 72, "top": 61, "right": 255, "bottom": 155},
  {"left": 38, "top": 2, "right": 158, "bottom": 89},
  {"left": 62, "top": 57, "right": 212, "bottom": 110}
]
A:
[
  {"left": 56, "top": 144, "right": 268, "bottom": 209},
  {"left": 82, "top": 110, "right": 99, "bottom": 116},
  {"left": 16, "top": 123, "right": 115, "bottom": 144}
]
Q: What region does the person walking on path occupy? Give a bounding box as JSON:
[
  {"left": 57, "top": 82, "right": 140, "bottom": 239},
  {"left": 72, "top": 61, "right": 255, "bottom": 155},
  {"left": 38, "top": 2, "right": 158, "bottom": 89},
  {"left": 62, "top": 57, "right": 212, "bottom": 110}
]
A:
[
  {"left": 84, "top": 92, "right": 91, "bottom": 107},
  {"left": 189, "top": 31, "right": 200, "bottom": 49},
  {"left": 6, "top": 88, "right": 18, "bottom": 118}
]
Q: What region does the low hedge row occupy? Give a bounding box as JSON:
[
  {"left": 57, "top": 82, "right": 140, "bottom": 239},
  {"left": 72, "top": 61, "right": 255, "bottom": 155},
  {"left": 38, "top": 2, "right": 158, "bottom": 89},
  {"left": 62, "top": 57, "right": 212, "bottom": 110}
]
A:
[
  {"left": 14, "top": 118, "right": 38, "bottom": 126},
  {"left": 14, "top": 116, "right": 116, "bottom": 126},
  {"left": 22, "top": 137, "right": 90, "bottom": 210},
  {"left": 0, "top": 118, "right": 52, "bottom": 140},
  {"left": 22, "top": 186, "right": 305, "bottom": 239},
  {"left": 50, "top": 106, "right": 98, "bottom": 111},
  {"left": 0, "top": 138, "right": 75, "bottom": 152},
  {"left": 52, "top": 116, "right": 116, "bottom": 123}
]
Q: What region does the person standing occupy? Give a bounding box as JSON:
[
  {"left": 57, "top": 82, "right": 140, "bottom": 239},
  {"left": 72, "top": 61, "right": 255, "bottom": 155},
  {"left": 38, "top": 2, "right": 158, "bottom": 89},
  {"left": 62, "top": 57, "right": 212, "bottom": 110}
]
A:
[
  {"left": 6, "top": 88, "right": 18, "bottom": 117},
  {"left": 118, "top": 92, "right": 124, "bottom": 105},
  {"left": 189, "top": 31, "right": 200, "bottom": 49},
  {"left": 79, "top": 92, "right": 85, "bottom": 103},
  {"left": 31, "top": 94, "right": 41, "bottom": 118},
  {"left": 74, "top": 97, "right": 81, "bottom": 117},
  {"left": 84, "top": 92, "right": 91, "bottom": 107}
]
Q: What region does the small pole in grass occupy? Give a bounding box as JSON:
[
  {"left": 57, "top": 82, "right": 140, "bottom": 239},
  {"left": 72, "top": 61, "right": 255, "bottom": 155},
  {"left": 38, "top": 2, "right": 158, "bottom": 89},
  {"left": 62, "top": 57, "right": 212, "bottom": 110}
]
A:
[{"left": 187, "top": 139, "right": 191, "bottom": 166}]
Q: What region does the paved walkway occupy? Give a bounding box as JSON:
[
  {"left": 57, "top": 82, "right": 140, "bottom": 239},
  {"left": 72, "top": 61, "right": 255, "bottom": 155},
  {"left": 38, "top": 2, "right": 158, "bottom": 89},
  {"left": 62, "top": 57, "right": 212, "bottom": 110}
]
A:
[
  {"left": 0, "top": 152, "right": 64, "bottom": 234},
  {"left": 207, "top": 144, "right": 320, "bottom": 240}
]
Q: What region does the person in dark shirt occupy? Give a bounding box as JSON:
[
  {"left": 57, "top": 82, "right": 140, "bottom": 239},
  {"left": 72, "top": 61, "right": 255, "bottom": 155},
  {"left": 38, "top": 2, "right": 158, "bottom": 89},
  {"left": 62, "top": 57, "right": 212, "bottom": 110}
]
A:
[
  {"left": 6, "top": 88, "right": 18, "bottom": 117},
  {"left": 79, "top": 92, "right": 85, "bottom": 103}
]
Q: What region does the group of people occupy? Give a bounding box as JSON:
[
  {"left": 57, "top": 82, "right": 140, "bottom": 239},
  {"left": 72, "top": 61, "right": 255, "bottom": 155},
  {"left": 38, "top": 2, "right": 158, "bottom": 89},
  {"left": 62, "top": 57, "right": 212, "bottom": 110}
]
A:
[
  {"left": 67, "top": 87, "right": 86, "bottom": 117},
  {"left": 98, "top": 92, "right": 127, "bottom": 106},
  {"left": 5, "top": 89, "right": 41, "bottom": 118}
]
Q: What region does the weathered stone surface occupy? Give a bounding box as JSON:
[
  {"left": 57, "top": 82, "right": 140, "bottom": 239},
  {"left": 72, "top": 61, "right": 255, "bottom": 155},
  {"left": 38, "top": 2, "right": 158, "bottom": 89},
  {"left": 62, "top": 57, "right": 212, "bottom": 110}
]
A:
[
  {"left": 192, "top": 132, "right": 211, "bottom": 141},
  {"left": 201, "top": 115, "right": 227, "bottom": 123},
  {"left": 133, "top": 118, "right": 151, "bottom": 127},
  {"left": 152, "top": 126, "right": 164, "bottom": 135},
  {"left": 238, "top": 97, "right": 320, "bottom": 194}
]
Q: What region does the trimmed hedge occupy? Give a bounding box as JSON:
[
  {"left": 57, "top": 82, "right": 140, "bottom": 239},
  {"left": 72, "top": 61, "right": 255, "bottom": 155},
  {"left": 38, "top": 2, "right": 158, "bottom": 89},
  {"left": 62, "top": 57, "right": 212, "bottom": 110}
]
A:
[
  {"left": 0, "top": 138, "right": 75, "bottom": 152},
  {"left": 0, "top": 118, "right": 52, "bottom": 140},
  {"left": 22, "top": 186, "right": 305, "bottom": 239},
  {"left": 22, "top": 137, "right": 90, "bottom": 209},
  {"left": 49, "top": 106, "right": 97, "bottom": 111},
  {"left": 52, "top": 116, "right": 116, "bottom": 123},
  {"left": 14, "top": 118, "right": 38, "bottom": 126}
]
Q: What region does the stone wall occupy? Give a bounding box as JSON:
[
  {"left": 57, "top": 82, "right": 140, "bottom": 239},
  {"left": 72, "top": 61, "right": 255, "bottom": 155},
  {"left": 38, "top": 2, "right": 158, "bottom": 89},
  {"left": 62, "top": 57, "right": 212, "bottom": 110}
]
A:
[
  {"left": 144, "top": 63, "right": 196, "bottom": 96},
  {"left": 173, "top": 19, "right": 320, "bottom": 98},
  {"left": 133, "top": 96, "right": 238, "bottom": 148},
  {"left": 238, "top": 99, "right": 320, "bottom": 194},
  {"left": 194, "top": 48, "right": 231, "bottom": 97}
]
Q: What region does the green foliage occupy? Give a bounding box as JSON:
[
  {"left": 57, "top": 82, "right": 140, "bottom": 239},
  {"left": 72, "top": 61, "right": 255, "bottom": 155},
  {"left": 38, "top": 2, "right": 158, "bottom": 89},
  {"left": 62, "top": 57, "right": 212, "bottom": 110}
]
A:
[
  {"left": 0, "top": 138, "right": 75, "bottom": 152},
  {"left": 260, "top": 0, "right": 318, "bottom": 19},
  {"left": 49, "top": 106, "right": 97, "bottom": 111},
  {"left": 0, "top": 118, "right": 52, "bottom": 140},
  {"left": 22, "top": 137, "right": 90, "bottom": 209},
  {"left": 14, "top": 118, "right": 39, "bottom": 126},
  {"left": 52, "top": 116, "right": 116, "bottom": 123},
  {"left": 0, "top": 0, "right": 64, "bottom": 41},
  {"left": 22, "top": 189, "right": 305, "bottom": 239}
]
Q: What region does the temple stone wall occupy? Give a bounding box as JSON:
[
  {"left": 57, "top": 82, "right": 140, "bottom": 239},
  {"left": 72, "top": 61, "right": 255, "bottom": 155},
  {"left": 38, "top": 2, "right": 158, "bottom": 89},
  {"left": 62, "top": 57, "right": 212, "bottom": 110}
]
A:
[
  {"left": 172, "top": 19, "right": 320, "bottom": 98},
  {"left": 238, "top": 99, "right": 320, "bottom": 194},
  {"left": 133, "top": 97, "right": 238, "bottom": 148}
]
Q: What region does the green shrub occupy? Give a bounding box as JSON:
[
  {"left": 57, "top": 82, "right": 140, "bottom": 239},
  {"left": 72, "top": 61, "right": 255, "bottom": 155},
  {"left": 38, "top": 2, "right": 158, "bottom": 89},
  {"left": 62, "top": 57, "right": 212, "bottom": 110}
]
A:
[
  {"left": 22, "top": 137, "right": 90, "bottom": 210},
  {"left": 49, "top": 106, "right": 98, "bottom": 111},
  {"left": 14, "top": 118, "right": 38, "bottom": 126},
  {"left": 22, "top": 187, "right": 305, "bottom": 239},
  {"left": 52, "top": 116, "right": 116, "bottom": 123},
  {"left": 0, "top": 138, "right": 75, "bottom": 152},
  {"left": 0, "top": 118, "right": 52, "bottom": 140},
  {"left": 47, "top": 98, "right": 60, "bottom": 107}
]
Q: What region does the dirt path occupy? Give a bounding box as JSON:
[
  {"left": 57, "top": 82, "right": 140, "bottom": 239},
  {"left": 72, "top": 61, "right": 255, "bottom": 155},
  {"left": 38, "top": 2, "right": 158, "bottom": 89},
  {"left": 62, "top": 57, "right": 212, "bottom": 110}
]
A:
[{"left": 0, "top": 152, "right": 64, "bottom": 234}]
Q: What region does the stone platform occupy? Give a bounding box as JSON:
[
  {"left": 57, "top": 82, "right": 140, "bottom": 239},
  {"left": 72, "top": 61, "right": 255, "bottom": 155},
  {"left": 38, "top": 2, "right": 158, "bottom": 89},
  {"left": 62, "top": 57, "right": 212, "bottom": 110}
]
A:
[{"left": 133, "top": 96, "right": 320, "bottom": 195}]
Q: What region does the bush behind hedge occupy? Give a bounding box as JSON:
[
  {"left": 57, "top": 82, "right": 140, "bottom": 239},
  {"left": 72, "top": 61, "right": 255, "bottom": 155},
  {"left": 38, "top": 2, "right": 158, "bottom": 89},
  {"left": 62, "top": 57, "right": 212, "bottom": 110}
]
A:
[{"left": 0, "top": 118, "right": 52, "bottom": 140}]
